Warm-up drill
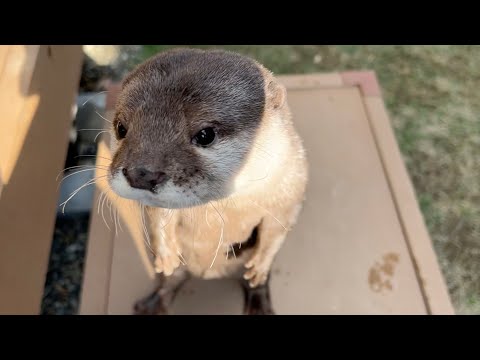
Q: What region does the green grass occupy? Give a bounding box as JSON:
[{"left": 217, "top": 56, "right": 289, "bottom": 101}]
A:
[{"left": 131, "top": 45, "right": 480, "bottom": 314}]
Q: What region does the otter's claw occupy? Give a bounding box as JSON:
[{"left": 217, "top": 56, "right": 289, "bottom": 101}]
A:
[
  {"left": 153, "top": 241, "right": 184, "bottom": 276},
  {"left": 154, "top": 252, "right": 183, "bottom": 276},
  {"left": 244, "top": 253, "right": 272, "bottom": 288}
]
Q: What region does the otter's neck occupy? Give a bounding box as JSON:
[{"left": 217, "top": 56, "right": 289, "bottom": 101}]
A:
[{"left": 230, "top": 110, "right": 295, "bottom": 199}]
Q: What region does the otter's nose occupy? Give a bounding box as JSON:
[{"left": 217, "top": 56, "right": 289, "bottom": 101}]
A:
[{"left": 122, "top": 167, "right": 167, "bottom": 191}]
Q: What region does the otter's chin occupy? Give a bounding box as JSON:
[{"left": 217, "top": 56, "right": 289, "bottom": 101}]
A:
[
  {"left": 108, "top": 183, "right": 200, "bottom": 209},
  {"left": 135, "top": 197, "right": 201, "bottom": 209},
  {"left": 132, "top": 191, "right": 232, "bottom": 210}
]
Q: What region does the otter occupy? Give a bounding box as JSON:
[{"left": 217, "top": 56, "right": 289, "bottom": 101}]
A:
[{"left": 107, "top": 48, "right": 308, "bottom": 314}]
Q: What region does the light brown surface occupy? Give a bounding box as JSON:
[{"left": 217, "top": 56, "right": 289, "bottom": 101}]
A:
[
  {"left": 278, "top": 73, "right": 343, "bottom": 89},
  {"left": 78, "top": 189, "right": 116, "bottom": 314},
  {"left": 270, "top": 87, "right": 425, "bottom": 314},
  {"left": 0, "top": 45, "right": 83, "bottom": 314},
  {"left": 80, "top": 139, "right": 157, "bottom": 315},
  {"left": 79, "top": 72, "right": 453, "bottom": 315},
  {"left": 363, "top": 97, "right": 454, "bottom": 314}
]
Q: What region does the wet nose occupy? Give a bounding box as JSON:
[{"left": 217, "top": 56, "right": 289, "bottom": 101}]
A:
[{"left": 122, "top": 167, "right": 167, "bottom": 191}]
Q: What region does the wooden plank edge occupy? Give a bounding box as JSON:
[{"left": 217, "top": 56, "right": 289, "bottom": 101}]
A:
[
  {"left": 341, "top": 70, "right": 382, "bottom": 97},
  {"left": 350, "top": 78, "right": 455, "bottom": 314},
  {"left": 78, "top": 133, "right": 116, "bottom": 314}
]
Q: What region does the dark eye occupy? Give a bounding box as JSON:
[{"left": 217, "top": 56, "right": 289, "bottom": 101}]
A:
[
  {"left": 193, "top": 127, "right": 216, "bottom": 147},
  {"left": 116, "top": 121, "right": 127, "bottom": 139}
]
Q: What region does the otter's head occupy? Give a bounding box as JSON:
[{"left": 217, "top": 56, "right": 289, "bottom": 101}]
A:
[{"left": 108, "top": 48, "right": 284, "bottom": 209}]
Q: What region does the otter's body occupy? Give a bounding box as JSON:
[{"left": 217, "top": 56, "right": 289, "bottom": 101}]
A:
[{"left": 108, "top": 48, "right": 308, "bottom": 314}]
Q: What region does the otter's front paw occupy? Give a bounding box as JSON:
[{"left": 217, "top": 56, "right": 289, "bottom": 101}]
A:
[
  {"left": 244, "top": 253, "right": 272, "bottom": 288},
  {"left": 154, "top": 254, "right": 182, "bottom": 276},
  {"left": 154, "top": 245, "right": 184, "bottom": 276}
]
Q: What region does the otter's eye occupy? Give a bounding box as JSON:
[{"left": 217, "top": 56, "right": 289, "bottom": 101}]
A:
[
  {"left": 193, "top": 127, "right": 216, "bottom": 147},
  {"left": 116, "top": 121, "right": 127, "bottom": 139}
]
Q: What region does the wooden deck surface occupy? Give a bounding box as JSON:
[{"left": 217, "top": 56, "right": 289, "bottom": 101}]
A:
[{"left": 79, "top": 72, "right": 454, "bottom": 315}]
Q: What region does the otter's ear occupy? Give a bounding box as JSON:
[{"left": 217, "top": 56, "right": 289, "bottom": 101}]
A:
[{"left": 267, "top": 80, "right": 286, "bottom": 110}]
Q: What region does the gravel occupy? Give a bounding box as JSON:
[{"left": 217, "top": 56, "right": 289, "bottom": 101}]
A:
[{"left": 41, "top": 213, "right": 90, "bottom": 315}]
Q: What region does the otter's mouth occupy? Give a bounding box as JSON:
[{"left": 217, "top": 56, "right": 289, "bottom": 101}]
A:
[{"left": 107, "top": 170, "right": 204, "bottom": 209}]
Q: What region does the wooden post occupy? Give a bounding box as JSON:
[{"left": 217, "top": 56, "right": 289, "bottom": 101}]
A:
[{"left": 0, "top": 45, "right": 84, "bottom": 314}]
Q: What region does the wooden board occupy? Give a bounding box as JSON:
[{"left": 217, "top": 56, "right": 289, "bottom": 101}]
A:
[
  {"left": 79, "top": 72, "right": 454, "bottom": 315},
  {"left": 0, "top": 46, "right": 83, "bottom": 314}
]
